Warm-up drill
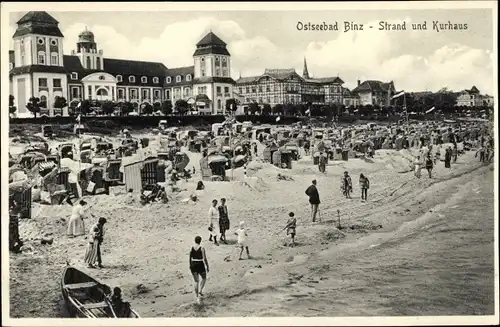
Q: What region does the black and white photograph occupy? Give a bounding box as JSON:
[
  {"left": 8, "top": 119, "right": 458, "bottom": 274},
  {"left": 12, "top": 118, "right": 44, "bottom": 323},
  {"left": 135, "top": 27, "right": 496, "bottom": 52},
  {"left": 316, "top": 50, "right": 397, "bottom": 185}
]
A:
[{"left": 2, "top": 1, "right": 498, "bottom": 325}]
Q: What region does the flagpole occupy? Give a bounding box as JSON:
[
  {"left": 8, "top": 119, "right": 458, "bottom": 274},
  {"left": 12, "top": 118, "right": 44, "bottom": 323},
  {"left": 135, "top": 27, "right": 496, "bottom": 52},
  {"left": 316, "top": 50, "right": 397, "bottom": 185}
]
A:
[{"left": 403, "top": 92, "right": 408, "bottom": 132}]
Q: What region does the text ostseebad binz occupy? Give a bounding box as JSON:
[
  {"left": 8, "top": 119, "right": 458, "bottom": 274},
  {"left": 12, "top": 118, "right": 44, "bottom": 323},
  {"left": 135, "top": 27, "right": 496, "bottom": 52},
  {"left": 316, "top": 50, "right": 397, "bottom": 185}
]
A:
[{"left": 296, "top": 21, "right": 339, "bottom": 31}]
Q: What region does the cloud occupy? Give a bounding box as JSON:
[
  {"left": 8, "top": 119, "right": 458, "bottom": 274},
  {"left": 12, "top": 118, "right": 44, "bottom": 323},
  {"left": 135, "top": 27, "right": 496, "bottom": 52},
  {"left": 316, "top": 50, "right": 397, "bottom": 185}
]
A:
[
  {"left": 304, "top": 18, "right": 494, "bottom": 94},
  {"left": 10, "top": 16, "right": 493, "bottom": 94}
]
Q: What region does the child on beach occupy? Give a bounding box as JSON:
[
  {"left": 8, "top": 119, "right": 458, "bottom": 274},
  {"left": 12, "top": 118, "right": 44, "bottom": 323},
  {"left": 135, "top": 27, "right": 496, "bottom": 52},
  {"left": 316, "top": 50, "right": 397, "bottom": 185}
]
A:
[
  {"left": 235, "top": 221, "right": 251, "bottom": 260},
  {"left": 285, "top": 212, "right": 297, "bottom": 247}
]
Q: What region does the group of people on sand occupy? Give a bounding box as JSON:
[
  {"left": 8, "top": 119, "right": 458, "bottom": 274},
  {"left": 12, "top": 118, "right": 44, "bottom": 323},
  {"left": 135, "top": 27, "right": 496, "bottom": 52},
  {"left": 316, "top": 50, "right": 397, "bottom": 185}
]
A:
[
  {"left": 188, "top": 198, "right": 253, "bottom": 303},
  {"left": 66, "top": 199, "right": 107, "bottom": 269}
]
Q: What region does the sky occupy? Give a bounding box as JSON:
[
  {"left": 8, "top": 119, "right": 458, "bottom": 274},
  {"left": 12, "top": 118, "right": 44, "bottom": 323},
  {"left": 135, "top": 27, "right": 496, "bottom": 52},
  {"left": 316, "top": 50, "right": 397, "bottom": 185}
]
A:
[{"left": 8, "top": 8, "right": 495, "bottom": 94}]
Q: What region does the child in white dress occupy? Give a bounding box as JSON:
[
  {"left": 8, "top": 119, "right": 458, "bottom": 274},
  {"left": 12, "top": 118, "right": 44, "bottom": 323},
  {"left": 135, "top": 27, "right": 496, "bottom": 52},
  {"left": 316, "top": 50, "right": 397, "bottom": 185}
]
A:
[{"left": 235, "top": 221, "right": 251, "bottom": 260}]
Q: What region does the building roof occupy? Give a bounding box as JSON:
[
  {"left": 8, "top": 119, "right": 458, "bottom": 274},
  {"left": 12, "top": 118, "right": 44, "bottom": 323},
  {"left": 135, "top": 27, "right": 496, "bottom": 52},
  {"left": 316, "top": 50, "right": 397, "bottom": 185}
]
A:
[
  {"left": 103, "top": 58, "right": 169, "bottom": 76},
  {"left": 306, "top": 76, "right": 344, "bottom": 85},
  {"left": 165, "top": 66, "right": 194, "bottom": 77},
  {"left": 352, "top": 80, "right": 394, "bottom": 93},
  {"left": 263, "top": 68, "right": 302, "bottom": 81},
  {"left": 10, "top": 65, "right": 68, "bottom": 75},
  {"left": 469, "top": 85, "right": 480, "bottom": 93},
  {"left": 193, "top": 32, "right": 230, "bottom": 56},
  {"left": 164, "top": 66, "right": 194, "bottom": 87},
  {"left": 192, "top": 76, "right": 236, "bottom": 85},
  {"left": 236, "top": 76, "right": 261, "bottom": 84},
  {"left": 17, "top": 11, "right": 59, "bottom": 25},
  {"left": 13, "top": 11, "right": 63, "bottom": 38},
  {"left": 196, "top": 32, "right": 227, "bottom": 47}
]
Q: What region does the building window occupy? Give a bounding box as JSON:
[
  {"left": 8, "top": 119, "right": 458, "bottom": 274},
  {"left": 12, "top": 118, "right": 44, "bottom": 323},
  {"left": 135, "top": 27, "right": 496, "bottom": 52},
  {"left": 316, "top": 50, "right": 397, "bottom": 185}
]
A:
[
  {"left": 70, "top": 72, "right": 78, "bottom": 80},
  {"left": 50, "top": 53, "right": 58, "bottom": 65},
  {"left": 186, "top": 74, "right": 192, "bottom": 81},
  {"left": 38, "top": 51, "right": 45, "bottom": 65},
  {"left": 224, "top": 87, "right": 229, "bottom": 93},
  {"left": 51, "top": 39, "right": 57, "bottom": 46},
  {"left": 216, "top": 86, "right": 221, "bottom": 94},
  {"left": 37, "top": 37, "right": 44, "bottom": 45},
  {"left": 86, "top": 57, "right": 91, "bottom": 69},
  {"left": 38, "top": 78, "right": 47, "bottom": 87},
  {"left": 215, "top": 68, "right": 220, "bottom": 76},
  {"left": 40, "top": 96, "right": 47, "bottom": 106},
  {"left": 130, "top": 89, "right": 137, "bottom": 99},
  {"left": 116, "top": 75, "right": 122, "bottom": 82},
  {"left": 21, "top": 54, "right": 25, "bottom": 66},
  {"left": 71, "top": 87, "right": 79, "bottom": 99},
  {"left": 118, "top": 89, "right": 124, "bottom": 99},
  {"left": 165, "top": 90, "right": 171, "bottom": 99},
  {"left": 142, "top": 89, "right": 149, "bottom": 99},
  {"left": 153, "top": 77, "right": 159, "bottom": 84},
  {"left": 217, "top": 99, "right": 222, "bottom": 110},
  {"left": 99, "top": 75, "right": 105, "bottom": 81},
  {"left": 154, "top": 90, "right": 160, "bottom": 99},
  {"left": 176, "top": 75, "right": 181, "bottom": 83},
  {"left": 129, "top": 76, "right": 135, "bottom": 83},
  {"left": 53, "top": 79, "right": 61, "bottom": 88},
  {"left": 246, "top": 87, "right": 250, "bottom": 93},
  {"left": 141, "top": 76, "right": 147, "bottom": 83},
  {"left": 96, "top": 58, "right": 101, "bottom": 70},
  {"left": 9, "top": 62, "right": 13, "bottom": 70},
  {"left": 166, "top": 77, "right": 172, "bottom": 83}
]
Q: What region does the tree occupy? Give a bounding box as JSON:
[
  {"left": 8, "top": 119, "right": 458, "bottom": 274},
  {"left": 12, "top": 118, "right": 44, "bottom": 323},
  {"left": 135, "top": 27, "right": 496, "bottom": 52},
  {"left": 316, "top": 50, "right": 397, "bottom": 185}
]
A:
[
  {"left": 80, "top": 100, "right": 92, "bottom": 115},
  {"left": 161, "top": 101, "right": 173, "bottom": 115},
  {"left": 26, "top": 97, "right": 41, "bottom": 117},
  {"left": 9, "top": 95, "right": 17, "bottom": 115},
  {"left": 53, "top": 96, "right": 67, "bottom": 109},
  {"left": 225, "top": 98, "right": 239, "bottom": 114},
  {"left": 272, "top": 104, "right": 284, "bottom": 115},
  {"left": 120, "top": 102, "right": 134, "bottom": 115},
  {"left": 262, "top": 103, "right": 272, "bottom": 115},
  {"left": 153, "top": 102, "right": 162, "bottom": 113},
  {"left": 101, "top": 100, "right": 115, "bottom": 115},
  {"left": 249, "top": 102, "right": 260, "bottom": 115},
  {"left": 175, "top": 99, "right": 189, "bottom": 115},
  {"left": 142, "top": 103, "right": 154, "bottom": 115}
]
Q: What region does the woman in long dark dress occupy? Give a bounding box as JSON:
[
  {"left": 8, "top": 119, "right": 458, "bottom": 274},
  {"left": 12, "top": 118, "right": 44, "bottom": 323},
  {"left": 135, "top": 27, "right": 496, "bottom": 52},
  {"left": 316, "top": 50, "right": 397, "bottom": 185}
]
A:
[
  {"left": 444, "top": 147, "right": 452, "bottom": 168},
  {"left": 189, "top": 236, "right": 209, "bottom": 304},
  {"left": 218, "top": 198, "right": 230, "bottom": 244}
]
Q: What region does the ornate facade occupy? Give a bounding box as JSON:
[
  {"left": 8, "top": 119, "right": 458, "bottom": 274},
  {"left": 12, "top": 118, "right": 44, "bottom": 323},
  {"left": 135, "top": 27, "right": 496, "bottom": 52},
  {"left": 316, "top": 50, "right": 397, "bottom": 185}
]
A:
[
  {"left": 8, "top": 11, "right": 235, "bottom": 117},
  {"left": 234, "top": 59, "right": 344, "bottom": 108}
]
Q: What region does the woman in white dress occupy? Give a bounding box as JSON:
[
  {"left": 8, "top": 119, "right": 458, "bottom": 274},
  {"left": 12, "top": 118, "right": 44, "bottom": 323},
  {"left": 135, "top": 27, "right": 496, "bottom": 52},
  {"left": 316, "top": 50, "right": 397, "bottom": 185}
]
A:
[{"left": 67, "top": 200, "right": 87, "bottom": 237}]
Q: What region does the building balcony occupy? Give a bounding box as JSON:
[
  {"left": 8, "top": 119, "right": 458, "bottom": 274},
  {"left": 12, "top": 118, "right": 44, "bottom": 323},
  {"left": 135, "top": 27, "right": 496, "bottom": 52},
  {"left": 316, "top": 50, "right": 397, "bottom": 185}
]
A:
[
  {"left": 54, "top": 87, "right": 63, "bottom": 92},
  {"left": 224, "top": 93, "right": 231, "bottom": 97},
  {"left": 216, "top": 92, "right": 222, "bottom": 96},
  {"left": 38, "top": 87, "right": 49, "bottom": 92}
]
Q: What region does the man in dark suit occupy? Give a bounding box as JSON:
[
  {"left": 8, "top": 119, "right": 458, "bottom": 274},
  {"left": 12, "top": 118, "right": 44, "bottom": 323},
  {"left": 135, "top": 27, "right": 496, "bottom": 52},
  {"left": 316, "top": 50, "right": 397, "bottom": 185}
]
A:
[{"left": 305, "top": 180, "right": 320, "bottom": 222}]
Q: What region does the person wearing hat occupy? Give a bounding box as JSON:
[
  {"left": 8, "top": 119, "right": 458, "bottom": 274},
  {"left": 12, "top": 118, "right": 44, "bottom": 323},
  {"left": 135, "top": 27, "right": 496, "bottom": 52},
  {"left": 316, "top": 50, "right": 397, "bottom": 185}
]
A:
[{"left": 67, "top": 199, "right": 87, "bottom": 237}]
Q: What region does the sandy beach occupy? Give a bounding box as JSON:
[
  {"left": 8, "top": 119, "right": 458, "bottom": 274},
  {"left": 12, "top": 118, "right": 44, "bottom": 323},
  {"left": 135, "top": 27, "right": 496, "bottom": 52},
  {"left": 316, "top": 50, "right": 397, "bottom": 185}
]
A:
[{"left": 9, "top": 143, "right": 495, "bottom": 317}]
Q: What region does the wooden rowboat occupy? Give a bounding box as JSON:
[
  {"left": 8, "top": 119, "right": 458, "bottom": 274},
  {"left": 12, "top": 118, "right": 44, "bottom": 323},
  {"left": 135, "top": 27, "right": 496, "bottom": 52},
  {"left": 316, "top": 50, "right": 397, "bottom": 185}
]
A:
[{"left": 61, "top": 266, "right": 140, "bottom": 318}]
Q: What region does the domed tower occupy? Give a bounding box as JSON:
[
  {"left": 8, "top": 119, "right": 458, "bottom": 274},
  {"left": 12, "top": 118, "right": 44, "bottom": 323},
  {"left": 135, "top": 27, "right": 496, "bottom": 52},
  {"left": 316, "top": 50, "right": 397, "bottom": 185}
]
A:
[{"left": 72, "top": 27, "right": 104, "bottom": 70}]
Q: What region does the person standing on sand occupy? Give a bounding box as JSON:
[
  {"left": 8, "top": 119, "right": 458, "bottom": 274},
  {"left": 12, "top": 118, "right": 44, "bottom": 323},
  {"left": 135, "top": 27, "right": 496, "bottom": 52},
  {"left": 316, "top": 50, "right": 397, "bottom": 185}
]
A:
[
  {"left": 208, "top": 199, "right": 220, "bottom": 246},
  {"left": 218, "top": 198, "right": 230, "bottom": 244},
  {"left": 425, "top": 154, "right": 434, "bottom": 178},
  {"left": 189, "top": 236, "right": 209, "bottom": 304},
  {"left": 434, "top": 145, "right": 441, "bottom": 165},
  {"left": 305, "top": 180, "right": 320, "bottom": 222},
  {"left": 84, "top": 217, "right": 106, "bottom": 268},
  {"left": 452, "top": 144, "right": 458, "bottom": 163},
  {"left": 341, "top": 171, "right": 353, "bottom": 199},
  {"left": 235, "top": 221, "right": 251, "bottom": 260},
  {"left": 285, "top": 212, "right": 297, "bottom": 247},
  {"left": 68, "top": 199, "right": 87, "bottom": 237},
  {"left": 318, "top": 152, "right": 327, "bottom": 173},
  {"left": 444, "top": 147, "right": 452, "bottom": 168},
  {"left": 359, "top": 173, "right": 370, "bottom": 201},
  {"left": 414, "top": 155, "right": 422, "bottom": 179}
]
